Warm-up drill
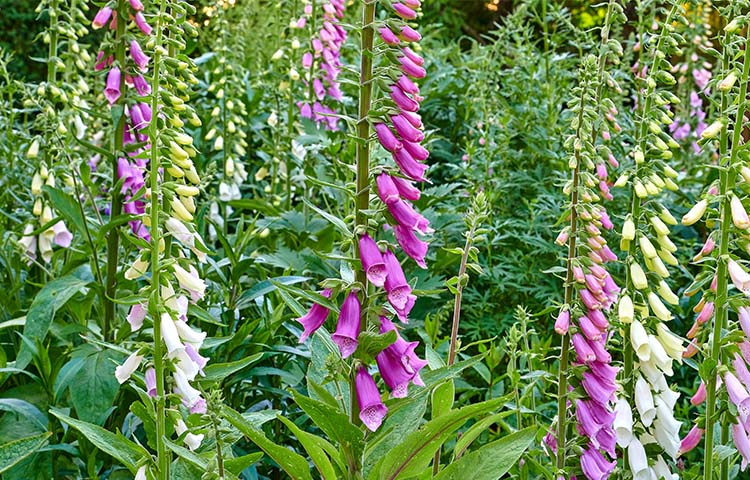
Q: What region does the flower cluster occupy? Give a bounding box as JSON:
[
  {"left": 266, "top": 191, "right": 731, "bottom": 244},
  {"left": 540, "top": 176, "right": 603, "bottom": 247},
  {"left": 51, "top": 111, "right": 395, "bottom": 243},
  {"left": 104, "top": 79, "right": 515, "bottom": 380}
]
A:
[
  {"left": 297, "top": 0, "right": 347, "bottom": 130},
  {"left": 612, "top": 6, "right": 687, "bottom": 477},
  {"left": 295, "top": 0, "right": 429, "bottom": 432},
  {"left": 112, "top": 0, "right": 211, "bottom": 456},
  {"left": 92, "top": 0, "right": 154, "bottom": 240}
]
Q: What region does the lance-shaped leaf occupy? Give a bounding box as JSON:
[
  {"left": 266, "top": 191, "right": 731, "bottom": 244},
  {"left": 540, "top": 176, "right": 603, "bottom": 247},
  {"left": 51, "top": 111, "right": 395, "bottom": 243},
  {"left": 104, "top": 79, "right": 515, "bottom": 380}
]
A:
[{"left": 0, "top": 432, "right": 52, "bottom": 474}]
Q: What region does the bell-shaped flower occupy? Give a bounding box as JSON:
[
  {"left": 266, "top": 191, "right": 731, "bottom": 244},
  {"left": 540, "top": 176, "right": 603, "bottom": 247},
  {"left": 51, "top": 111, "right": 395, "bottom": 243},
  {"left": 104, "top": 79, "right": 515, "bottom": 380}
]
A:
[
  {"left": 134, "top": 12, "right": 152, "bottom": 35},
  {"left": 332, "top": 291, "right": 361, "bottom": 358},
  {"left": 92, "top": 6, "right": 113, "bottom": 29},
  {"left": 145, "top": 367, "right": 157, "bottom": 397},
  {"left": 635, "top": 376, "right": 656, "bottom": 427},
  {"left": 678, "top": 425, "right": 703, "bottom": 456},
  {"left": 161, "top": 312, "right": 185, "bottom": 355},
  {"left": 392, "top": 175, "right": 421, "bottom": 201},
  {"left": 175, "top": 419, "right": 204, "bottom": 451},
  {"left": 297, "top": 289, "right": 332, "bottom": 342},
  {"left": 393, "top": 148, "right": 427, "bottom": 182},
  {"left": 393, "top": 224, "right": 428, "bottom": 268},
  {"left": 129, "top": 40, "right": 149, "bottom": 70},
  {"left": 630, "top": 263, "right": 648, "bottom": 290},
  {"left": 648, "top": 292, "right": 672, "bottom": 321},
  {"left": 374, "top": 123, "right": 402, "bottom": 153},
  {"left": 115, "top": 351, "right": 143, "bottom": 384},
  {"left": 572, "top": 333, "right": 596, "bottom": 363},
  {"left": 729, "top": 259, "right": 750, "bottom": 293},
  {"left": 732, "top": 195, "right": 750, "bottom": 229},
  {"left": 648, "top": 334, "right": 673, "bottom": 375},
  {"left": 630, "top": 320, "right": 651, "bottom": 362},
  {"left": 653, "top": 416, "right": 680, "bottom": 459},
  {"left": 355, "top": 366, "right": 388, "bottom": 432},
  {"left": 725, "top": 372, "right": 750, "bottom": 423},
  {"left": 388, "top": 200, "right": 432, "bottom": 235},
  {"left": 691, "top": 381, "right": 707, "bottom": 406},
  {"left": 613, "top": 397, "right": 633, "bottom": 447},
  {"left": 173, "top": 367, "right": 202, "bottom": 409},
  {"left": 127, "top": 303, "right": 147, "bottom": 331},
  {"left": 618, "top": 295, "right": 634, "bottom": 324},
  {"left": 733, "top": 422, "right": 750, "bottom": 471},
  {"left": 359, "top": 234, "right": 387, "bottom": 287},
  {"left": 173, "top": 264, "right": 206, "bottom": 300},
  {"left": 554, "top": 309, "right": 570, "bottom": 335},
  {"left": 580, "top": 446, "right": 615, "bottom": 480},
  {"left": 377, "top": 174, "right": 400, "bottom": 204},
  {"left": 175, "top": 320, "right": 206, "bottom": 349},
  {"left": 105, "top": 67, "right": 122, "bottom": 105},
  {"left": 628, "top": 438, "right": 649, "bottom": 480},
  {"left": 656, "top": 323, "right": 684, "bottom": 362},
  {"left": 52, "top": 221, "right": 72, "bottom": 248}
]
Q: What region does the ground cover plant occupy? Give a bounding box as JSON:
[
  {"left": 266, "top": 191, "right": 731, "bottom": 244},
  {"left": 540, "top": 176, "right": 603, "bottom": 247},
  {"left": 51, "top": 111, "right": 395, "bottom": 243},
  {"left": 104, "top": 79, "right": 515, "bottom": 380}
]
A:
[{"left": 3, "top": 0, "right": 750, "bottom": 479}]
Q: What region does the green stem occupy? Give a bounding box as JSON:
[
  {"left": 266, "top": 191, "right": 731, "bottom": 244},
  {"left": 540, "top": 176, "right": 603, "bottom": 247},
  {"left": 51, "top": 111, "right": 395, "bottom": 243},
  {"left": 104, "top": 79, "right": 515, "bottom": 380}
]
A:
[
  {"left": 149, "top": 1, "right": 171, "bottom": 478},
  {"left": 705, "top": 28, "right": 750, "bottom": 480},
  {"left": 104, "top": 0, "right": 128, "bottom": 341},
  {"left": 47, "top": 0, "right": 59, "bottom": 84}
]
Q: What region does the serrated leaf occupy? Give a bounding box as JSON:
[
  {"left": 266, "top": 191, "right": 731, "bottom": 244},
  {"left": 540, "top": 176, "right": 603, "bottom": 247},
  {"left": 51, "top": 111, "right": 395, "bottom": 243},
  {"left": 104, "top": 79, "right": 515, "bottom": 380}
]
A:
[{"left": 0, "top": 432, "right": 52, "bottom": 474}]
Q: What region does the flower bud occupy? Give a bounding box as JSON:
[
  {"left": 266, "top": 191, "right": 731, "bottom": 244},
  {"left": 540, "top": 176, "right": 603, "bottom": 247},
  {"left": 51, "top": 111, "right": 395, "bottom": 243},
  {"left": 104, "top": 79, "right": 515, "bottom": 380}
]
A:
[
  {"left": 622, "top": 217, "right": 635, "bottom": 241},
  {"left": 619, "top": 295, "right": 634, "bottom": 324},
  {"left": 682, "top": 199, "right": 707, "bottom": 226},
  {"left": 631, "top": 263, "right": 648, "bottom": 290},
  {"left": 719, "top": 71, "right": 738, "bottom": 91},
  {"left": 701, "top": 120, "right": 723, "bottom": 139}
]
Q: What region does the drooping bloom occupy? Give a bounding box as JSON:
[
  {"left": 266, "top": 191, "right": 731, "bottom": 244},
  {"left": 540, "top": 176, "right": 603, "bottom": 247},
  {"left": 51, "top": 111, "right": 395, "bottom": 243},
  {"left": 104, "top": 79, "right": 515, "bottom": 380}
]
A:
[
  {"left": 376, "top": 317, "right": 427, "bottom": 398},
  {"left": 115, "top": 352, "right": 144, "bottom": 384},
  {"left": 359, "top": 234, "right": 387, "bottom": 287},
  {"left": 355, "top": 366, "right": 388, "bottom": 432},
  {"left": 296, "top": 289, "right": 332, "bottom": 342},
  {"left": 104, "top": 67, "right": 122, "bottom": 104},
  {"left": 332, "top": 291, "right": 361, "bottom": 358}
]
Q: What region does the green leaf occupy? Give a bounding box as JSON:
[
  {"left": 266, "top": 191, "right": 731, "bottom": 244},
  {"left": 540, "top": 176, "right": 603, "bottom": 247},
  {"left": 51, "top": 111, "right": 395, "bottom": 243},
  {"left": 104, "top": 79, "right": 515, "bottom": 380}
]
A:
[
  {"left": 164, "top": 438, "right": 206, "bottom": 470},
  {"left": 430, "top": 381, "right": 454, "bottom": 419},
  {"left": 17, "top": 267, "right": 91, "bottom": 369},
  {"left": 224, "top": 452, "right": 264, "bottom": 475},
  {"left": 197, "top": 352, "right": 263, "bottom": 385},
  {"left": 434, "top": 427, "right": 536, "bottom": 480},
  {"left": 69, "top": 350, "right": 120, "bottom": 424},
  {"left": 278, "top": 415, "right": 338, "bottom": 479},
  {"left": 354, "top": 330, "right": 397, "bottom": 364},
  {"left": 43, "top": 186, "right": 96, "bottom": 237},
  {"left": 222, "top": 406, "right": 312, "bottom": 480},
  {"left": 0, "top": 399, "right": 47, "bottom": 432},
  {"left": 369, "top": 397, "right": 507, "bottom": 480},
  {"left": 235, "top": 276, "right": 310, "bottom": 310},
  {"left": 49, "top": 408, "right": 148, "bottom": 471},
  {"left": 453, "top": 411, "right": 514, "bottom": 458},
  {"left": 302, "top": 199, "right": 352, "bottom": 236},
  {"left": 0, "top": 432, "right": 52, "bottom": 474},
  {"left": 293, "top": 392, "right": 364, "bottom": 462}
]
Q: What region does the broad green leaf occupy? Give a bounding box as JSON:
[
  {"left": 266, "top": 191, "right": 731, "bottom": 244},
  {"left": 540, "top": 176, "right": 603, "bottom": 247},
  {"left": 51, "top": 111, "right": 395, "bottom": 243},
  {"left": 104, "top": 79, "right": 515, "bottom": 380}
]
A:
[
  {"left": 453, "top": 411, "right": 514, "bottom": 458},
  {"left": 353, "top": 330, "right": 396, "bottom": 364},
  {"left": 43, "top": 186, "right": 95, "bottom": 237},
  {"left": 293, "top": 392, "right": 364, "bottom": 462},
  {"left": 235, "top": 276, "right": 309, "bottom": 310},
  {"left": 0, "top": 399, "right": 47, "bottom": 432},
  {"left": 17, "top": 267, "right": 91, "bottom": 369},
  {"left": 164, "top": 438, "right": 207, "bottom": 470},
  {"left": 225, "top": 452, "right": 264, "bottom": 475},
  {"left": 0, "top": 432, "right": 51, "bottom": 474},
  {"left": 222, "top": 406, "right": 312, "bottom": 480},
  {"left": 278, "top": 415, "right": 338, "bottom": 479},
  {"left": 69, "top": 350, "right": 120, "bottom": 424},
  {"left": 198, "top": 352, "right": 263, "bottom": 385},
  {"left": 369, "top": 397, "right": 506, "bottom": 480},
  {"left": 430, "top": 381, "right": 454, "bottom": 419},
  {"left": 434, "top": 427, "right": 537, "bottom": 480},
  {"left": 50, "top": 408, "right": 148, "bottom": 471}
]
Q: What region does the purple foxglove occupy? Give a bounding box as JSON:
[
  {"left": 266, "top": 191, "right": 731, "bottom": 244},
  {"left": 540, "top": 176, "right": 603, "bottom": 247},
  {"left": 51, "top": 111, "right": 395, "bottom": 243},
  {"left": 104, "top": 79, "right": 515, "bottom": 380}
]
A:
[
  {"left": 678, "top": 425, "right": 703, "bottom": 456},
  {"left": 581, "top": 371, "right": 615, "bottom": 405},
  {"left": 402, "top": 47, "right": 424, "bottom": 66},
  {"left": 376, "top": 337, "right": 426, "bottom": 398},
  {"left": 399, "top": 25, "right": 422, "bottom": 42},
  {"left": 387, "top": 200, "right": 432, "bottom": 234},
  {"left": 691, "top": 381, "right": 707, "bottom": 405},
  {"left": 575, "top": 399, "right": 603, "bottom": 439},
  {"left": 392, "top": 176, "right": 421, "bottom": 201},
  {"left": 332, "top": 291, "right": 361, "bottom": 358},
  {"left": 134, "top": 12, "right": 152, "bottom": 35},
  {"left": 596, "top": 427, "right": 616, "bottom": 458},
  {"left": 396, "top": 75, "right": 419, "bottom": 96},
  {"left": 173, "top": 367, "right": 202, "bottom": 408},
  {"left": 129, "top": 0, "right": 144, "bottom": 10},
  {"left": 733, "top": 423, "right": 750, "bottom": 471},
  {"left": 393, "top": 2, "right": 417, "bottom": 19},
  {"left": 578, "top": 315, "right": 603, "bottom": 342},
  {"left": 378, "top": 317, "right": 426, "bottom": 383},
  {"left": 390, "top": 85, "right": 419, "bottom": 112},
  {"left": 393, "top": 293, "right": 416, "bottom": 323},
  {"left": 145, "top": 367, "right": 157, "bottom": 397},
  {"left": 130, "top": 40, "right": 149, "bottom": 70},
  {"left": 696, "top": 301, "right": 715, "bottom": 325},
  {"left": 131, "top": 74, "right": 151, "bottom": 96},
  {"left": 401, "top": 110, "right": 423, "bottom": 129},
  {"left": 393, "top": 148, "right": 427, "bottom": 182},
  {"left": 393, "top": 224, "right": 428, "bottom": 268},
  {"left": 374, "top": 123, "right": 403, "bottom": 152},
  {"left": 402, "top": 140, "right": 429, "bottom": 161},
  {"left": 92, "top": 6, "right": 113, "bottom": 29},
  {"left": 127, "top": 303, "right": 147, "bottom": 331},
  {"left": 379, "top": 27, "right": 400, "bottom": 45},
  {"left": 572, "top": 333, "right": 596, "bottom": 363},
  {"left": 377, "top": 174, "right": 401, "bottom": 204},
  {"left": 585, "top": 274, "right": 603, "bottom": 296},
  {"left": 398, "top": 55, "right": 426, "bottom": 79},
  {"left": 589, "top": 360, "right": 618, "bottom": 384},
  {"left": 588, "top": 338, "right": 611, "bottom": 363},
  {"left": 554, "top": 309, "right": 570, "bottom": 335},
  {"left": 391, "top": 114, "right": 424, "bottom": 143},
  {"left": 301, "top": 52, "right": 313, "bottom": 69},
  {"left": 105, "top": 67, "right": 122, "bottom": 104},
  {"left": 579, "top": 288, "right": 601, "bottom": 311},
  {"left": 297, "top": 289, "right": 332, "bottom": 342},
  {"left": 383, "top": 250, "right": 412, "bottom": 311},
  {"left": 587, "top": 309, "right": 608, "bottom": 329},
  {"left": 115, "top": 352, "right": 143, "bottom": 384},
  {"left": 359, "top": 234, "right": 387, "bottom": 287},
  {"left": 355, "top": 366, "right": 388, "bottom": 431},
  {"left": 726, "top": 372, "right": 750, "bottom": 421},
  {"left": 580, "top": 446, "right": 615, "bottom": 480}
]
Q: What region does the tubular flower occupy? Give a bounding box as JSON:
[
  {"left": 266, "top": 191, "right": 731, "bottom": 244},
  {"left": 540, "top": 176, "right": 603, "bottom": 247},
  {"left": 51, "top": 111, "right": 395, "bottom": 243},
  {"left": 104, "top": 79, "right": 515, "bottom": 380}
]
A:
[
  {"left": 332, "top": 291, "right": 361, "bottom": 358},
  {"left": 296, "top": 289, "right": 333, "bottom": 342},
  {"left": 355, "top": 366, "right": 388, "bottom": 432},
  {"left": 297, "top": 0, "right": 347, "bottom": 130}
]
